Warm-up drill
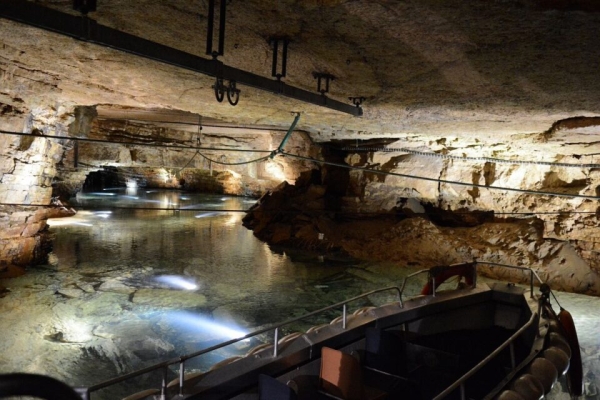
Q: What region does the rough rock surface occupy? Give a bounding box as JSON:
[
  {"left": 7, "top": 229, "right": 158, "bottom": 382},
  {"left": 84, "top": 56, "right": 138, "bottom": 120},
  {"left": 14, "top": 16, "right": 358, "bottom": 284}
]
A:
[
  {"left": 244, "top": 158, "right": 600, "bottom": 295},
  {"left": 1, "top": 0, "right": 600, "bottom": 292}
]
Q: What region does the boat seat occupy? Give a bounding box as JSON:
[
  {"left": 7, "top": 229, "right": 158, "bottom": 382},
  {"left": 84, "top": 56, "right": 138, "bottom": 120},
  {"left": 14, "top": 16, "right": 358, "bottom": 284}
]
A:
[
  {"left": 121, "top": 388, "right": 160, "bottom": 400},
  {"left": 208, "top": 356, "right": 242, "bottom": 371},
  {"left": 319, "top": 347, "right": 387, "bottom": 400},
  {"left": 246, "top": 343, "right": 275, "bottom": 357},
  {"left": 330, "top": 314, "right": 356, "bottom": 325},
  {"left": 259, "top": 374, "right": 298, "bottom": 400},
  {"left": 306, "top": 323, "right": 330, "bottom": 334},
  {"left": 166, "top": 370, "right": 206, "bottom": 392},
  {"left": 352, "top": 306, "right": 376, "bottom": 316}
]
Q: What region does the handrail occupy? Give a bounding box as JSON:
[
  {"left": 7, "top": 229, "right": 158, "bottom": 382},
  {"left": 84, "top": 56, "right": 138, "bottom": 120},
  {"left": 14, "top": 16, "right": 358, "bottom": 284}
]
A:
[
  {"left": 399, "top": 269, "right": 429, "bottom": 304},
  {"left": 474, "top": 261, "right": 561, "bottom": 307},
  {"left": 86, "top": 285, "right": 403, "bottom": 397},
  {"left": 432, "top": 311, "right": 538, "bottom": 400},
  {"left": 84, "top": 261, "right": 559, "bottom": 398}
]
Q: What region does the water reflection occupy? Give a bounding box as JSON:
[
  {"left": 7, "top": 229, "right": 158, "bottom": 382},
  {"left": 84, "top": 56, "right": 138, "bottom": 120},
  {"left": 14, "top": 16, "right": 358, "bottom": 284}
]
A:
[{"left": 0, "top": 189, "right": 423, "bottom": 398}]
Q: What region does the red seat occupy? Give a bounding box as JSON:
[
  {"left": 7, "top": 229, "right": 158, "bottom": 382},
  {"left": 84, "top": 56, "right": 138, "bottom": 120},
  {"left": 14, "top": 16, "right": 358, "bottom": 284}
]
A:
[{"left": 320, "top": 347, "right": 387, "bottom": 400}]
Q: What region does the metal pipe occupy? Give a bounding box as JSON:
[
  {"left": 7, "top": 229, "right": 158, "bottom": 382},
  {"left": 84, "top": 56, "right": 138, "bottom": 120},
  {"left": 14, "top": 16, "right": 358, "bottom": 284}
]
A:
[
  {"left": 530, "top": 270, "right": 534, "bottom": 298},
  {"left": 0, "top": 1, "right": 361, "bottom": 116},
  {"left": 271, "top": 40, "right": 278, "bottom": 78},
  {"left": 281, "top": 40, "right": 288, "bottom": 77},
  {"left": 178, "top": 360, "right": 184, "bottom": 396},
  {"left": 206, "top": 0, "right": 215, "bottom": 55},
  {"left": 273, "top": 327, "right": 280, "bottom": 357},
  {"left": 275, "top": 113, "right": 301, "bottom": 155},
  {"left": 342, "top": 304, "right": 347, "bottom": 329},
  {"left": 160, "top": 367, "right": 167, "bottom": 400},
  {"left": 218, "top": 0, "right": 226, "bottom": 56},
  {"left": 509, "top": 342, "right": 516, "bottom": 369}
]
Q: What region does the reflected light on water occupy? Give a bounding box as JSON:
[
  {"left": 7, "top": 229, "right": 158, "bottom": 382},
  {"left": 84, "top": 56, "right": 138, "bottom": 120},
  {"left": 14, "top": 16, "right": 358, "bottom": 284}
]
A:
[
  {"left": 47, "top": 218, "right": 94, "bottom": 227},
  {"left": 166, "top": 311, "right": 247, "bottom": 340},
  {"left": 93, "top": 211, "right": 112, "bottom": 219},
  {"left": 224, "top": 213, "right": 241, "bottom": 226},
  {"left": 195, "top": 212, "right": 220, "bottom": 219},
  {"left": 155, "top": 275, "right": 199, "bottom": 290},
  {"left": 81, "top": 192, "right": 116, "bottom": 197}
]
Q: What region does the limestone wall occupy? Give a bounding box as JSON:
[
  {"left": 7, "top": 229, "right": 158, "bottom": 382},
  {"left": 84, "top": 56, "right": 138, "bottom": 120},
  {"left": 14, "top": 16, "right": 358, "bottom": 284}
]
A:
[
  {"left": 0, "top": 103, "right": 74, "bottom": 271},
  {"left": 339, "top": 136, "right": 600, "bottom": 293}
]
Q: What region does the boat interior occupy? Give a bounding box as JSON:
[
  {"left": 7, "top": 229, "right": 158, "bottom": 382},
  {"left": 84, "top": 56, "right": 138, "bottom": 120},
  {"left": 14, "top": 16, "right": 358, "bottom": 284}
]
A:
[
  {"left": 186, "top": 284, "right": 540, "bottom": 400},
  {"left": 0, "top": 263, "right": 571, "bottom": 400},
  {"left": 99, "top": 263, "right": 567, "bottom": 400}
]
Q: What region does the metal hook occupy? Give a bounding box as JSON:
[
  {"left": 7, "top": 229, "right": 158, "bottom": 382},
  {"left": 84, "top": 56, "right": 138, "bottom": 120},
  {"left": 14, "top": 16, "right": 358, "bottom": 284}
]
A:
[
  {"left": 213, "top": 78, "right": 225, "bottom": 102},
  {"left": 226, "top": 80, "right": 240, "bottom": 106}
]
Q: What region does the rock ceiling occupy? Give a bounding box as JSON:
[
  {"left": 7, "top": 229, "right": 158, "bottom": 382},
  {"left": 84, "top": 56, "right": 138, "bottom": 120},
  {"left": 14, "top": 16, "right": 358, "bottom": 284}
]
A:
[{"left": 1, "top": 0, "right": 599, "bottom": 151}]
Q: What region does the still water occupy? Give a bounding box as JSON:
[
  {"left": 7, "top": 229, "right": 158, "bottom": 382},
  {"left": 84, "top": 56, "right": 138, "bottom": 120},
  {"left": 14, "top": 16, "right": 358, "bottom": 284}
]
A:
[
  {"left": 0, "top": 189, "right": 424, "bottom": 398},
  {"left": 1, "top": 189, "right": 598, "bottom": 399}
]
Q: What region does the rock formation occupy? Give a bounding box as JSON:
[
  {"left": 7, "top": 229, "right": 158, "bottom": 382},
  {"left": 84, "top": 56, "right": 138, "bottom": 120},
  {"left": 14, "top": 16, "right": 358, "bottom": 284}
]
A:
[
  {"left": 244, "top": 138, "right": 600, "bottom": 295},
  {"left": 1, "top": 0, "right": 600, "bottom": 293}
]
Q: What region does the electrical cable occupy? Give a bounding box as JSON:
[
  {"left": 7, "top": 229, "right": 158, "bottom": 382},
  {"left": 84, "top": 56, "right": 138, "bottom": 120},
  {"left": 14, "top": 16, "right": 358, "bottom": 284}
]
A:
[
  {"left": 0, "top": 129, "right": 272, "bottom": 154},
  {"left": 337, "top": 146, "right": 600, "bottom": 169},
  {"left": 1, "top": 202, "right": 598, "bottom": 216},
  {"left": 196, "top": 153, "right": 271, "bottom": 166},
  {"left": 279, "top": 152, "right": 600, "bottom": 200}
]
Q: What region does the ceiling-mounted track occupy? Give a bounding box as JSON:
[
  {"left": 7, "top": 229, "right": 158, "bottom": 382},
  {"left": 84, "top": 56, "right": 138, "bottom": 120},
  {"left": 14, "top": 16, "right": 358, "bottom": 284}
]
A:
[{"left": 0, "top": 1, "right": 363, "bottom": 117}]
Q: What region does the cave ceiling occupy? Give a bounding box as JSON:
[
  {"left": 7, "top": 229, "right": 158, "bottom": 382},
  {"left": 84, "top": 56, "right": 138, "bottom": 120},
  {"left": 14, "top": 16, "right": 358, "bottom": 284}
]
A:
[{"left": 1, "top": 0, "right": 600, "bottom": 153}]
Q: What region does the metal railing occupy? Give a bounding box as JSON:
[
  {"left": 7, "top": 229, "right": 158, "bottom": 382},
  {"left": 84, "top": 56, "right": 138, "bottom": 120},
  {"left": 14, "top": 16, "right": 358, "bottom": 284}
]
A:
[
  {"left": 82, "top": 286, "right": 403, "bottom": 399},
  {"left": 80, "top": 261, "right": 556, "bottom": 399},
  {"left": 433, "top": 311, "right": 539, "bottom": 400}
]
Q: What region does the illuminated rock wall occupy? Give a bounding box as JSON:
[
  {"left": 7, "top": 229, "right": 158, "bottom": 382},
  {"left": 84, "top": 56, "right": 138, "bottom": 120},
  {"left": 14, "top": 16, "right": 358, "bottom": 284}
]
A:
[{"left": 0, "top": 103, "right": 74, "bottom": 271}]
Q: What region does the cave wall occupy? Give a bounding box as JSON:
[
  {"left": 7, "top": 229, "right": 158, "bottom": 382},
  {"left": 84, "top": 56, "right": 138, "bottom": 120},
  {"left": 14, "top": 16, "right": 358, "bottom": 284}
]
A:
[
  {"left": 0, "top": 102, "right": 75, "bottom": 272},
  {"left": 56, "top": 106, "right": 315, "bottom": 197},
  {"left": 340, "top": 136, "right": 600, "bottom": 292},
  {"left": 1, "top": 101, "right": 316, "bottom": 270}
]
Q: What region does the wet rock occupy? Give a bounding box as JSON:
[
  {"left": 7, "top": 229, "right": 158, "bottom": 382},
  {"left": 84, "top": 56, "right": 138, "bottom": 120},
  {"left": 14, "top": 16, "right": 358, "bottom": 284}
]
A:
[
  {"left": 98, "top": 279, "right": 136, "bottom": 294},
  {"left": 76, "top": 282, "right": 96, "bottom": 293},
  {"left": 57, "top": 288, "right": 85, "bottom": 298}
]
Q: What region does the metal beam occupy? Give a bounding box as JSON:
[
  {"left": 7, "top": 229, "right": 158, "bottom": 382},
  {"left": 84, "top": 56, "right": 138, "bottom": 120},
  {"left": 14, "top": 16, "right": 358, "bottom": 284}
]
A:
[{"left": 0, "top": 1, "right": 362, "bottom": 116}]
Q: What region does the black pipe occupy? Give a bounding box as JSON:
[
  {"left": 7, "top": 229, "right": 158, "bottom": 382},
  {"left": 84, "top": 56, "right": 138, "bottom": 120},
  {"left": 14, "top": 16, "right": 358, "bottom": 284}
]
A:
[
  {"left": 271, "top": 39, "right": 278, "bottom": 78},
  {"left": 206, "top": 0, "right": 215, "bottom": 56},
  {"left": 0, "top": 1, "right": 361, "bottom": 116},
  {"left": 218, "top": 0, "right": 226, "bottom": 56},
  {"left": 281, "top": 39, "right": 288, "bottom": 78}
]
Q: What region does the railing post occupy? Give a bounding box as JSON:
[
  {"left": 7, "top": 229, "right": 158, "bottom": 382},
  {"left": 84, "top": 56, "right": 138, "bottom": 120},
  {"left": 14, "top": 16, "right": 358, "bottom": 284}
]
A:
[
  {"left": 342, "top": 304, "right": 347, "bottom": 329},
  {"left": 460, "top": 383, "right": 466, "bottom": 400},
  {"left": 432, "top": 277, "right": 436, "bottom": 297},
  {"left": 530, "top": 270, "right": 534, "bottom": 298},
  {"left": 273, "top": 327, "right": 280, "bottom": 357},
  {"left": 397, "top": 288, "right": 404, "bottom": 308},
  {"left": 509, "top": 342, "right": 516, "bottom": 369},
  {"left": 160, "top": 366, "right": 168, "bottom": 400},
  {"left": 178, "top": 360, "right": 185, "bottom": 396}
]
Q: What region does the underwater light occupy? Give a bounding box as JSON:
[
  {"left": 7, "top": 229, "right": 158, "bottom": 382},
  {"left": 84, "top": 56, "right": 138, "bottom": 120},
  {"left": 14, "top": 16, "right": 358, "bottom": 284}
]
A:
[
  {"left": 167, "top": 311, "right": 247, "bottom": 340},
  {"left": 93, "top": 211, "right": 112, "bottom": 219},
  {"left": 47, "top": 218, "right": 93, "bottom": 227},
  {"left": 88, "top": 192, "right": 117, "bottom": 197},
  {"left": 73, "top": 222, "right": 93, "bottom": 227},
  {"left": 155, "top": 275, "right": 199, "bottom": 291},
  {"left": 195, "top": 212, "right": 220, "bottom": 218}
]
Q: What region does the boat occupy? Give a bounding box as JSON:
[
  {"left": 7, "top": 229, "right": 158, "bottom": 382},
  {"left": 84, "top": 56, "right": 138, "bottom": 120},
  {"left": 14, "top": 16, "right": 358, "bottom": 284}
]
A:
[{"left": 0, "top": 261, "right": 583, "bottom": 400}]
